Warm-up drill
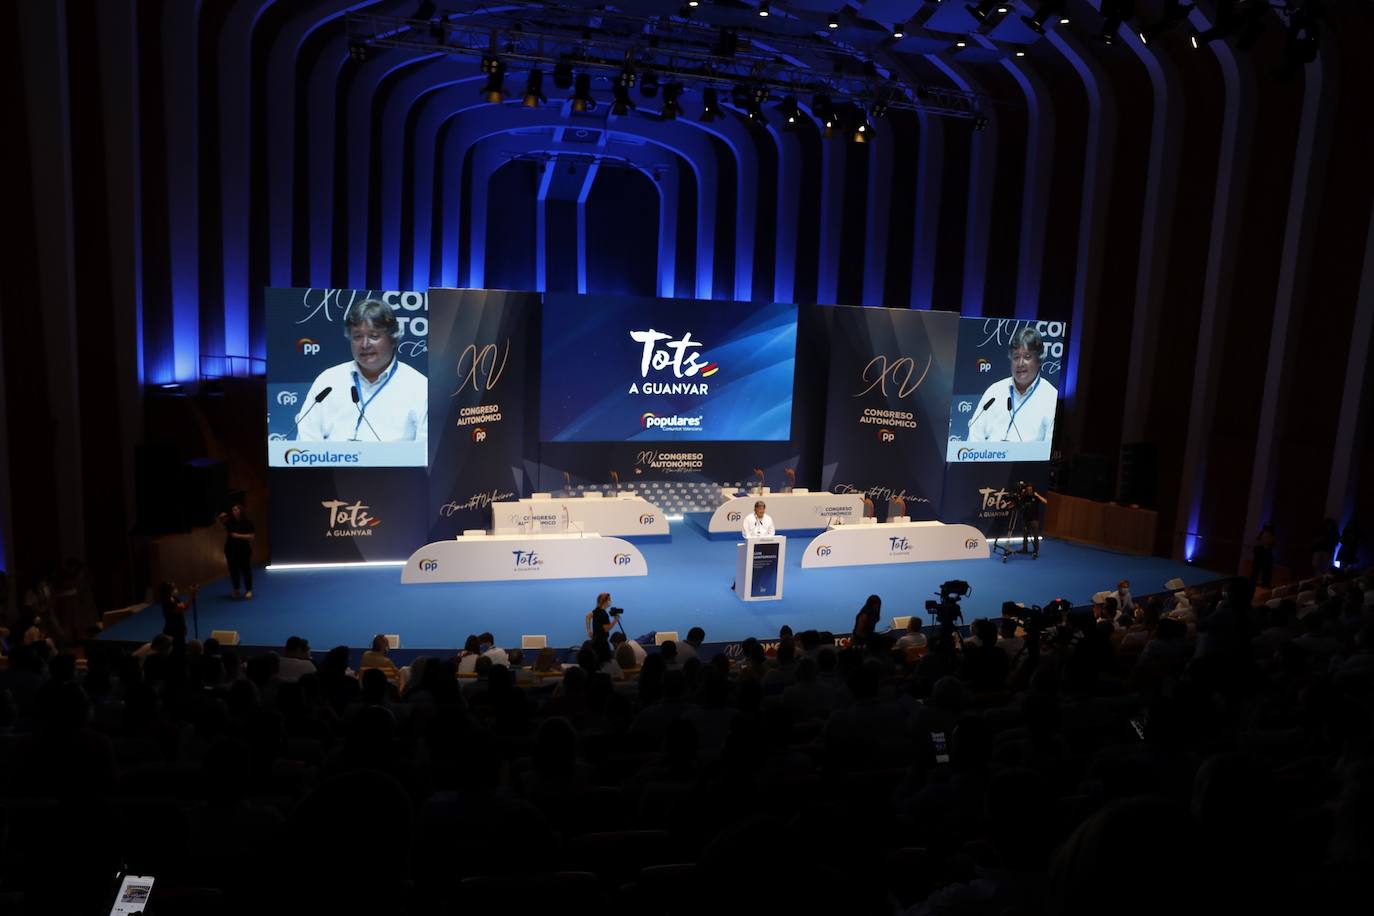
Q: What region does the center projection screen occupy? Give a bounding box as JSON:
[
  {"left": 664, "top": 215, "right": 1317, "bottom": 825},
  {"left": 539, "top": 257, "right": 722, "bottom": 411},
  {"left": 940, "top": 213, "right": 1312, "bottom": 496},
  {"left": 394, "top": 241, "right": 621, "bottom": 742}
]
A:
[{"left": 539, "top": 293, "right": 799, "bottom": 443}]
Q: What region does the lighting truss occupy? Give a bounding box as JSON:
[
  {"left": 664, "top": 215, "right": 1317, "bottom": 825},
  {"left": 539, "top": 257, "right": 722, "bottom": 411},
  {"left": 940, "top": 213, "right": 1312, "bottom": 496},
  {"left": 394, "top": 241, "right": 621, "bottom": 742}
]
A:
[{"left": 346, "top": 9, "right": 988, "bottom": 122}]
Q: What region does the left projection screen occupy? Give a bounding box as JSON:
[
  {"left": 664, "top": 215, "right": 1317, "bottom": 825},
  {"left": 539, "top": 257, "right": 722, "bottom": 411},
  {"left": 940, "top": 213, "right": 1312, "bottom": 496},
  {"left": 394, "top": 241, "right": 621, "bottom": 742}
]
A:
[{"left": 266, "top": 288, "right": 429, "bottom": 467}]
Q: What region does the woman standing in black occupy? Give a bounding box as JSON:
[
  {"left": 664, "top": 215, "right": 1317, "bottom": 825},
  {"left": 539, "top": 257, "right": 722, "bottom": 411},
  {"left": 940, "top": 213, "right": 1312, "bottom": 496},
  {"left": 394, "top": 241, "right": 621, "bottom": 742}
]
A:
[{"left": 218, "top": 503, "right": 256, "bottom": 599}]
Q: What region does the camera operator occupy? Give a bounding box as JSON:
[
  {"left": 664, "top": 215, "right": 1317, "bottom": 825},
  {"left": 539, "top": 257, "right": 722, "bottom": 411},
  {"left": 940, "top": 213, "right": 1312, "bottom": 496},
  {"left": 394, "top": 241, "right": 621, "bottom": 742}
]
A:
[
  {"left": 585, "top": 592, "right": 618, "bottom": 649},
  {"left": 1017, "top": 482, "right": 1049, "bottom": 558}
]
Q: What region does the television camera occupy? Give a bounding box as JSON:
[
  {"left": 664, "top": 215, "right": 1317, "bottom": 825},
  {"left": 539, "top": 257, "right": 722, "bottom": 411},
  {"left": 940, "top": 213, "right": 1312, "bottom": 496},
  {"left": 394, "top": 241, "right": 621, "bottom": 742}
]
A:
[{"left": 925, "top": 579, "right": 971, "bottom": 636}]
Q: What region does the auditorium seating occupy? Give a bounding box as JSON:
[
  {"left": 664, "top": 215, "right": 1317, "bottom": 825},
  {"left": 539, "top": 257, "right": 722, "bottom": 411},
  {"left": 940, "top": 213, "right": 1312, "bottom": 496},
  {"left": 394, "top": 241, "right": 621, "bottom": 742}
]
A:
[{"left": 0, "top": 566, "right": 1370, "bottom": 914}]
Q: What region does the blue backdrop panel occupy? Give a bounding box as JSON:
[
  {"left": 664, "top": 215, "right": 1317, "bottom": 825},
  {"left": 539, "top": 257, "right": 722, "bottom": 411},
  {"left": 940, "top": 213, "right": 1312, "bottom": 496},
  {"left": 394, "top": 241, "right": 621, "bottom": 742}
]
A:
[
  {"left": 819, "top": 307, "right": 960, "bottom": 519},
  {"left": 426, "top": 289, "right": 542, "bottom": 539},
  {"left": 265, "top": 287, "right": 429, "bottom": 443},
  {"left": 268, "top": 467, "right": 429, "bottom": 563}
]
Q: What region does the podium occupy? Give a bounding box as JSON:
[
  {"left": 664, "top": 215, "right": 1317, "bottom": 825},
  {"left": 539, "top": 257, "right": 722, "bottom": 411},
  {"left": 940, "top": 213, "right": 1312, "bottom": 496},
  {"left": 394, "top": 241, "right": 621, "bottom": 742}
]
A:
[{"left": 736, "top": 536, "right": 786, "bottom": 601}]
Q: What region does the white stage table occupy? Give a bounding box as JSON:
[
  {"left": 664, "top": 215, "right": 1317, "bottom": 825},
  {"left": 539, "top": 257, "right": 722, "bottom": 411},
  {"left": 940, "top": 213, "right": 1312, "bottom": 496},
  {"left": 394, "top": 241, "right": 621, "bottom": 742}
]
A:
[
  {"left": 802, "top": 519, "right": 989, "bottom": 567},
  {"left": 491, "top": 492, "right": 669, "bottom": 539},
  {"left": 402, "top": 531, "right": 648, "bottom": 583},
  {"left": 706, "top": 490, "right": 865, "bottom": 539}
]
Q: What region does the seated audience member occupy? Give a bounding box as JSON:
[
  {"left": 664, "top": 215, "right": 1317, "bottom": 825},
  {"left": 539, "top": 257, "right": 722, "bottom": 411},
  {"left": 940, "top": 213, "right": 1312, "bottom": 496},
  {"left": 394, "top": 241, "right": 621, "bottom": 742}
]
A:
[
  {"left": 761, "top": 638, "right": 798, "bottom": 695},
  {"left": 659, "top": 639, "right": 681, "bottom": 669},
  {"left": 995, "top": 617, "right": 1025, "bottom": 660},
  {"left": 781, "top": 657, "right": 835, "bottom": 718},
  {"left": 1253, "top": 599, "right": 1298, "bottom": 655},
  {"left": 960, "top": 619, "right": 1010, "bottom": 692},
  {"left": 1115, "top": 579, "right": 1135, "bottom": 614},
  {"left": 276, "top": 636, "right": 317, "bottom": 682},
  {"left": 456, "top": 634, "right": 482, "bottom": 674},
  {"left": 1292, "top": 609, "right": 1341, "bottom": 656},
  {"left": 532, "top": 646, "right": 561, "bottom": 674},
  {"left": 896, "top": 617, "right": 928, "bottom": 651},
  {"left": 678, "top": 626, "right": 705, "bottom": 662},
  {"left": 610, "top": 630, "right": 647, "bottom": 666},
  {"left": 504, "top": 648, "right": 535, "bottom": 685},
  {"left": 614, "top": 641, "right": 640, "bottom": 676},
  {"left": 479, "top": 631, "right": 508, "bottom": 667},
  {"left": 132, "top": 633, "right": 174, "bottom": 661},
  {"left": 360, "top": 634, "right": 400, "bottom": 678}
]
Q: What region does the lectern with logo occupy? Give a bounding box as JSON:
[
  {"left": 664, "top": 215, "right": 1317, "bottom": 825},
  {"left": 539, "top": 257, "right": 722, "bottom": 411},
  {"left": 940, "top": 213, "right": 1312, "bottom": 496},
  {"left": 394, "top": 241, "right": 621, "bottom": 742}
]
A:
[{"left": 736, "top": 536, "right": 786, "bottom": 601}]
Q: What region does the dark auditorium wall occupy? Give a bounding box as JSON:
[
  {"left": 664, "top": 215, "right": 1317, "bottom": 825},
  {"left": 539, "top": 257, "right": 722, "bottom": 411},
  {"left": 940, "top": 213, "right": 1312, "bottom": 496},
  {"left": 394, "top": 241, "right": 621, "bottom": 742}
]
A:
[{"left": 2, "top": 0, "right": 1374, "bottom": 609}]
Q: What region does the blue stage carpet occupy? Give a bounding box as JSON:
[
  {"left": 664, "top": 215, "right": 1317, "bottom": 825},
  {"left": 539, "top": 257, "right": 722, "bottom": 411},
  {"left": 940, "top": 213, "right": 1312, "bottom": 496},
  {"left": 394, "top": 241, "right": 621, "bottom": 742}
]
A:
[{"left": 99, "top": 519, "right": 1216, "bottom": 652}]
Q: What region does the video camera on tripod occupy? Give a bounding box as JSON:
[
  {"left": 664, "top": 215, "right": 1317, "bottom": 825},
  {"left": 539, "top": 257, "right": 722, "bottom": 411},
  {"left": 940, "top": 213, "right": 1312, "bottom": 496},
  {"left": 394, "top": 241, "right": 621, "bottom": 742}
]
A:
[{"left": 925, "top": 580, "right": 971, "bottom": 635}]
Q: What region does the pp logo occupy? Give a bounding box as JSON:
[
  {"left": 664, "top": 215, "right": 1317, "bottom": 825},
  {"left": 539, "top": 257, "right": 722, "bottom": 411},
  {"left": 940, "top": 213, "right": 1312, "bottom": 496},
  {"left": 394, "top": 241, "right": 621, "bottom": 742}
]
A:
[
  {"left": 471, "top": 426, "right": 487, "bottom": 443},
  {"left": 639, "top": 513, "right": 656, "bottom": 526},
  {"left": 878, "top": 428, "right": 895, "bottom": 443},
  {"left": 612, "top": 553, "right": 633, "bottom": 566},
  {"left": 296, "top": 338, "right": 321, "bottom": 356},
  {"left": 726, "top": 511, "right": 742, "bottom": 522},
  {"left": 418, "top": 558, "right": 439, "bottom": 572},
  {"left": 957, "top": 400, "right": 974, "bottom": 414},
  {"left": 276, "top": 390, "right": 300, "bottom": 406},
  {"left": 976, "top": 358, "right": 991, "bottom": 373},
  {"left": 964, "top": 538, "right": 980, "bottom": 550},
  {"left": 816, "top": 545, "right": 832, "bottom": 557}
]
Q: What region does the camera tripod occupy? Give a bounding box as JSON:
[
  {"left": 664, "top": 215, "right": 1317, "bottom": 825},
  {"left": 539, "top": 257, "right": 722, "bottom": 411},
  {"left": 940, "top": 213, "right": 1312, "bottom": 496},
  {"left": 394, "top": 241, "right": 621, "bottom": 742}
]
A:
[{"left": 991, "top": 504, "right": 1040, "bottom": 562}]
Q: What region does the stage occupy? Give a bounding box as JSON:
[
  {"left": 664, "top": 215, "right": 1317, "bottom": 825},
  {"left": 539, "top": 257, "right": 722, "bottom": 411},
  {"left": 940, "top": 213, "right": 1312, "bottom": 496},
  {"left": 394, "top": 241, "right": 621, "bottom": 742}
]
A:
[{"left": 98, "top": 518, "right": 1216, "bottom": 654}]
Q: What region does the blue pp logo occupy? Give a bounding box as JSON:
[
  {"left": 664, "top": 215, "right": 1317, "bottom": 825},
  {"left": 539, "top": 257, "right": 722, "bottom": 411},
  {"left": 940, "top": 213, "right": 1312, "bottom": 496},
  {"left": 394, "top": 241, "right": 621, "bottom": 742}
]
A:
[
  {"left": 612, "top": 553, "right": 633, "bottom": 566},
  {"left": 418, "top": 558, "right": 438, "bottom": 572}
]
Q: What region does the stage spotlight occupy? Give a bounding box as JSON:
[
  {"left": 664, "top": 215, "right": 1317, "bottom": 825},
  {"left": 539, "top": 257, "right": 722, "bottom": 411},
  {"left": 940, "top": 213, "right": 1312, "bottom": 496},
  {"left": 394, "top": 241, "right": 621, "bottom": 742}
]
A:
[
  {"left": 1015, "top": 49, "right": 1026, "bottom": 57},
  {"left": 778, "top": 95, "right": 801, "bottom": 128},
  {"left": 640, "top": 70, "right": 660, "bottom": 98},
  {"left": 828, "top": 13, "right": 840, "bottom": 29},
  {"left": 955, "top": 39, "right": 968, "bottom": 47},
  {"left": 1021, "top": 0, "right": 1066, "bottom": 34},
  {"left": 689, "top": 0, "right": 700, "bottom": 5},
  {"left": 851, "top": 107, "right": 872, "bottom": 143},
  {"left": 553, "top": 58, "right": 574, "bottom": 89},
  {"left": 973, "top": 113, "right": 989, "bottom": 131},
  {"left": 480, "top": 57, "right": 506, "bottom": 103},
  {"left": 522, "top": 68, "right": 547, "bottom": 108},
  {"left": 700, "top": 86, "right": 723, "bottom": 122},
  {"left": 893, "top": 23, "right": 906, "bottom": 38},
  {"left": 661, "top": 82, "right": 684, "bottom": 120},
  {"left": 348, "top": 40, "right": 371, "bottom": 62},
  {"left": 1139, "top": 0, "right": 1193, "bottom": 44},
  {"left": 611, "top": 83, "right": 636, "bottom": 116},
  {"left": 966, "top": 0, "right": 1001, "bottom": 23},
  {"left": 570, "top": 72, "right": 595, "bottom": 112},
  {"left": 743, "top": 85, "right": 769, "bottom": 124},
  {"left": 759, "top": 1, "right": 770, "bottom": 16}
]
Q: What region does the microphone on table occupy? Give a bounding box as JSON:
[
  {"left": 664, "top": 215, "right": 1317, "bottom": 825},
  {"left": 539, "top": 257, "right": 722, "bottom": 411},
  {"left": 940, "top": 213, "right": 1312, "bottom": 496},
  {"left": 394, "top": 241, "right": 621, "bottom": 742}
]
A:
[
  {"left": 291, "top": 386, "right": 332, "bottom": 435},
  {"left": 562, "top": 504, "right": 585, "bottom": 538},
  {"left": 351, "top": 386, "right": 382, "bottom": 441}
]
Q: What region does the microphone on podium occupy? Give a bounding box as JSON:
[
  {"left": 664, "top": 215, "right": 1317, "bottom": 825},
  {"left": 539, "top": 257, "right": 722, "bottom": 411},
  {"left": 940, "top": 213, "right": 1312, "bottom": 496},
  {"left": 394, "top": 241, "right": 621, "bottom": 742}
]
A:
[
  {"left": 350, "top": 386, "right": 382, "bottom": 441},
  {"left": 292, "top": 386, "right": 332, "bottom": 435}
]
